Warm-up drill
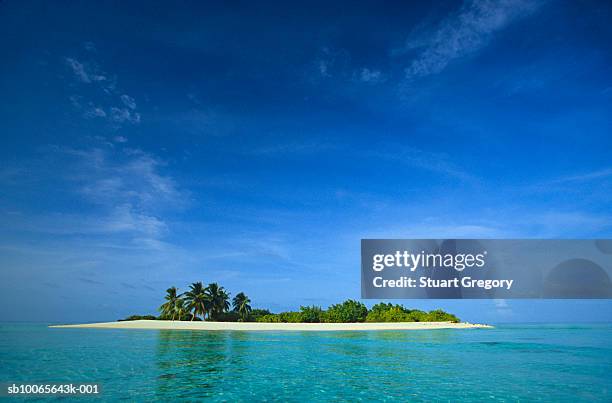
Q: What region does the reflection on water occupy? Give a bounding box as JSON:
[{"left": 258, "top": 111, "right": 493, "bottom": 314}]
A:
[
  {"left": 2, "top": 324, "right": 611, "bottom": 401},
  {"left": 152, "top": 329, "right": 466, "bottom": 399},
  {"left": 155, "top": 330, "right": 254, "bottom": 398}
]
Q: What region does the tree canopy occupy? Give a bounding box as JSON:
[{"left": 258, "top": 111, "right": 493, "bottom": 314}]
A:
[{"left": 126, "top": 282, "right": 461, "bottom": 323}]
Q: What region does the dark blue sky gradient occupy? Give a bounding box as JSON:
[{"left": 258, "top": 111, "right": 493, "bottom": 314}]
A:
[{"left": 1, "top": 1, "right": 612, "bottom": 322}]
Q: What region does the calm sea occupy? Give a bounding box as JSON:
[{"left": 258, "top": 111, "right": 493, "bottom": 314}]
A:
[{"left": 1, "top": 323, "right": 611, "bottom": 401}]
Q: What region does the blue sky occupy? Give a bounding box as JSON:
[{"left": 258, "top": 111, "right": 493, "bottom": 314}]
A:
[{"left": 1, "top": 0, "right": 612, "bottom": 323}]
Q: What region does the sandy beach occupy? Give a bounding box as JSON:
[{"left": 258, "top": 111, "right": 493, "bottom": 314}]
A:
[{"left": 50, "top": 320, "right": 492, "bottom": 331}]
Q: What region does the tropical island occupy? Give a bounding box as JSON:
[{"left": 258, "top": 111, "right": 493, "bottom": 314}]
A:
[{"left": 51, "top": 282, "right": 492, "bottom": 330}]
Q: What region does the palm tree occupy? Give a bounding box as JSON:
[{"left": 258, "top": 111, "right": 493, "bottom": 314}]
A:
[
  {"left": 174, "top": 298, "right": 189, "bottom": 321},
  {"left": 206, "top": 283, "right": 230, "bottom": 320},
  {"left": 159, "top": 287, "right": 180, "bottom": 320},
  {"left": 232, "top": 292, "right": 252, "bottom": 322},
  {"left": 182, "top": 282, "right": 209, "bottom": 320}
]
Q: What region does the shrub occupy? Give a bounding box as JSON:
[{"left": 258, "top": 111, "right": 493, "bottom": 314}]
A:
[
  {"left": 364, "top": 304, "right": 452, "bottom": 323},
  {"left": 212, "top": 311, "right": 240, "bottom": 322},
  {"left": 248, "top": 309, "right": 272, "bottom": 322},
  {"left": 278, "top": 311, "right": 303, "bottom": 323},
  {"left": 366, "top": 304, "right": 414, "bottom": 322},
  {"left": 405, "top": 309, "right": 427, "bottom": 322},
  {"left": 256, "top": 311, "right": 303, "bottom": 323},
  {"left": 300, "top": 305, "right": 323, "bottom": 323},
  {"left": 325, "top": 300, "right": 368, "bottom": 323},
  {"left": 366, "top": 303, "right": 396, "bottom": 322},
  {"left": 256, "top": 314, "right": 281, "bottom": 323},
  {"left": 383, "top": 307, "right": 411, "bottom": 322},
  {"left": 426, "top": 309, "right": 460, "bottom": 323}
]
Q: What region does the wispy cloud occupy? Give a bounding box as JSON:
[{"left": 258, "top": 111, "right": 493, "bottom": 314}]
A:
[
  {"left": 109, "top": 106, "right": 140, "bottom": 124},
  {"left": 2, "top": 146, "right": 186, "bottom": 243},
  {"left": 516, "top": 167, "right": 612, "bottom": 200},
  {"left": 65, "top": 57, "right": 109, "bottom": 84},
  {"left": 0, "top": 144, "right": 192, "bottom": 322},
  {"left": 62, "top": 147, "right": 186, "bottom": 212},
  {"left": 359, "top": 207, "right": 612, "bottom": 241},
  {"left": 318, "top": 59, "right": 331, "bottom": 77},
  {"left": 363, "top": 221, "right": 507, "bottom": 239},
  {"left": 64, "top": 49, "right": 140, "bottom": 127},
  {"left": 401, "top": 0, "right": 543, "bottom": 80},
  {"left": 247, "top": 140, "right": 474, "bottom": 181},
  {"left": 528, "top": 211, "right": 612, "bottom": 237},
  {"left": 120, "top": 94, "right": 137, "bottom": 110},
  {"left": 369, "top": 145, "right": 476, "bottom": 182},
  {"left": 84, "top": 106, "right": 106, "bottom": 118},
  {"left": 356, "top": 68, "right": 386, "bottom": 84},
  {"left": 245, "top": 142, "right": 336, "bottom": 157},
  {"left": 493, "top": 299, "right": 514, "bottom": 318},
  {"left": 311, "top": 47, "right": 350, "bottom": 80},
  {"left": 550, "top": 167, "right": 612, "bottom": 184},
  {"left": 3, "top": 207, "right": 167, "bottom": 239}
]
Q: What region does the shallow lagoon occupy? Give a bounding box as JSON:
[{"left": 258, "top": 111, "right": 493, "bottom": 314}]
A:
[{"left": 1, "top": 323, "right": 611, "bottom": 401}]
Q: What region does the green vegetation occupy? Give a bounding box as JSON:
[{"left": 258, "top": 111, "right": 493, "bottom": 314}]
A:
[
  {"left": 249, "top": 309, "right": 272, "bottom": 322},
  {"left": 182, "top": 282, "right": 209, "bottom": 321},
  {"left": 325, "top": 300, "right": 368, "bottom": 323},
  {"left": 158, "top": 287, "right": 180, "bottom": 320},
  {"left": 119, "top": 282, "right": 460, "bottom": 323},
  {"left": 232, "top": 292, "right": 252, "bottom": 322},
  {"left": 255, "top": 301, "right": 458, "bottom": 324},
  {"left": 364, "top": 303, "right": 459, "bottom": 323},
  {"left": 300, "top": 305, "right": 324, "bottom": 323},
  {"left": 206, "top": 283, "right": 230, "bottom": 320}
]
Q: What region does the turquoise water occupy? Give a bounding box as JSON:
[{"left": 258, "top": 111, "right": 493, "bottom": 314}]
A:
[{"left": 1, "top": 323, "right": 611, "bottom": 401}]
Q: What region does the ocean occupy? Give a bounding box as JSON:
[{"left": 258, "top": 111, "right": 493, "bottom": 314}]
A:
[{"left": 1, "top": 323, "right": 611, "bottom": 401}]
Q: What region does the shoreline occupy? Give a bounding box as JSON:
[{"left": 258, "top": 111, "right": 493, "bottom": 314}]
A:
[{"left": 49, "top": 320, "right": 492, "bottom": 331}]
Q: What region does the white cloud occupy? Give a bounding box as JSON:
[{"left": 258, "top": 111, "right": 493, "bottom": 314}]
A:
[
  {"left": 110, "top": 107, "right": 141, "bottom": 124},
  {"left": 100, "top": 204, "right": 167, "bottom": 237},
  {"left": 246, "top": 142, "right": 335, "bottom": 157},
  {"left": 65, "top": 57, "right": 91, "bottom": 83},
  {"left": 69, "top": 148, "right": 185, "bottom": 211},
  {"left": 120, "top": 94, "right": 137, "bottom": 110},
  {"left": 312, "top": 47, "right": 350, "bottom": 80},
  {"left": 0, "top": 145, "right": 190, "bottom": 266},
  {"left": 318, "top": 59, "right": 330, "bottom": 77},
  {"left": 550, "top": 168, "right": 612, "bottom": 184},
  {"left": 372, "top": 145, "right": 476, "bottom": 182},
  {"left": 528, "top": 211, "right": 612, "bottom": 237},
  {"left": 517, "top": 167, "right": 612, "bottom": 201},
  {"left": 364, "top": 222, "right": 506, "bottom": 239},
  {"left": 493, "top": 299, "right": 513, "bottom": 317},
  {"left": 84, "top": 106, "right": 106, "bottom": 118},
  {"left": 402, "top": 0, "right": 543, "bottom": 80},
  {"left": 358, "top": 68, "right": 385, "bottom": 84},
  {"left": 494, "top": 299, "right": 509, "bottom": 309},
  {"left": 64, "top": 52, "right": 140, "bottom": 128},
  {"left": 83, "top": 41, "right": 97, "bottom": 52},
  {"left": 65, "top": 57, "right": 108, "bottom": 84},
  {"left": 4, "top": 206, "right": 166, "bottom": 239}
]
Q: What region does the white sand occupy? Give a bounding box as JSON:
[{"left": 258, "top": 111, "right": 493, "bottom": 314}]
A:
[{"left": 50, "top": 320, "right": 492, "bottom": 331}]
